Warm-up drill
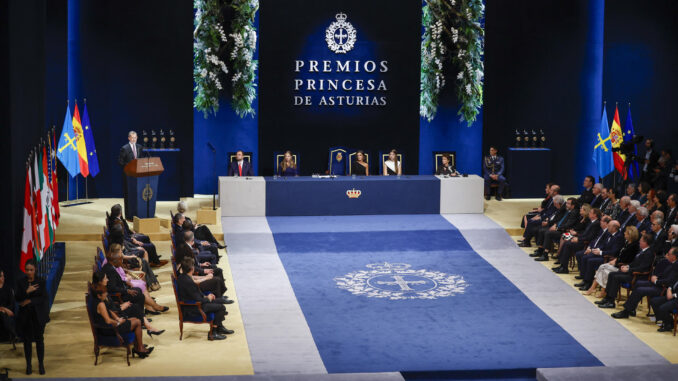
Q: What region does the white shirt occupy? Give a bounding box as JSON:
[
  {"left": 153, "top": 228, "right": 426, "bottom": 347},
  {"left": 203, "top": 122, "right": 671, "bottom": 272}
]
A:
[
  {"left": 385, "top": 160, "right": 401, "bottom": 174},
  {"left": 130, "top": 142, "right": 137, "bottom": 159}
]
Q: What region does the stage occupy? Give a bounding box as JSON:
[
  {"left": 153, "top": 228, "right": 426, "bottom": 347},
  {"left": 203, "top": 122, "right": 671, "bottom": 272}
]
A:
[{"left": 219, "top": 175, "right": 484, "bottom": 216}]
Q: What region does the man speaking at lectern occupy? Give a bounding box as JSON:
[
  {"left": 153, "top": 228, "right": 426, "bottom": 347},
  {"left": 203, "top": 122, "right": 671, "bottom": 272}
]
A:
[{"left": 119, "top": 131, "right": 144, "bottom": 220}]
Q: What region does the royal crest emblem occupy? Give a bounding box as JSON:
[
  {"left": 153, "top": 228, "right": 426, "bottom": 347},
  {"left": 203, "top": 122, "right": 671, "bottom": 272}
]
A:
[
  {"left": 325, "top": 13, "right": 357, "bottom": 54},
  {"left": 334, "top": 262, "right": 468, "bottom": 300}
]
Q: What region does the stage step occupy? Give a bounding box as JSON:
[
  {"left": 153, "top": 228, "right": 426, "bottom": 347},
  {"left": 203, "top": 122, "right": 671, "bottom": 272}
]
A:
[{"left": 537, "top": 364, "right": 678, "bottom": 381}]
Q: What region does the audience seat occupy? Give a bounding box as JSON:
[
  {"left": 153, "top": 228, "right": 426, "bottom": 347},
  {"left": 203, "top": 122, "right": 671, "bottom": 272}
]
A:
[
  {"left": 170, "top": 274, "right": 214, "bottom": 340},
  {"left": 85, "top": 290, "right": 135, "bottom": 366}
]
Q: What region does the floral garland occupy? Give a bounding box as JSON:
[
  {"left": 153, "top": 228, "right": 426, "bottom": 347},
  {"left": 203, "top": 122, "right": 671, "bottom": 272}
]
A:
[
  {"left": 194, "top": 0, "right": 229, "bottom": 117},
  {"left": 227, "top": 0, "right": 258, "bottom": 117},
  {"left": 420, "top": 0, "right": 484, "bottom": 125}
]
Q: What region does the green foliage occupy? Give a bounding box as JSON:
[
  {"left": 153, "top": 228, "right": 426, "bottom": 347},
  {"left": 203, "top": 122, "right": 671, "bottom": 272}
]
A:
[
  {"left": 193, "top": 0, "right": 258, "bottom": 118},
  {"left": 421, "top": 0, "right": 484, "bottom": 125}
]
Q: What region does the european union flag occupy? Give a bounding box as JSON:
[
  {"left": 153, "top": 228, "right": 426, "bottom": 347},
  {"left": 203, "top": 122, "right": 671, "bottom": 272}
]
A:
[
  {"left": 81, "top": 103, "right": 100, "bottom": 177},
  {"left": 623, "top": 105, "right": 640, "bottom": 181},
  {"left": 56, "top": 105, "right": 80, "bottom": 177},
  {"left": 592, "top": 104, "right": 614, "bottom": 179}
]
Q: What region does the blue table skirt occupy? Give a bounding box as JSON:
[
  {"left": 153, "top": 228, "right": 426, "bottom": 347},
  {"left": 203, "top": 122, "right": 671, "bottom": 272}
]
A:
[{"left": 265, "top": 176, "right": 441, "bottom": 216}]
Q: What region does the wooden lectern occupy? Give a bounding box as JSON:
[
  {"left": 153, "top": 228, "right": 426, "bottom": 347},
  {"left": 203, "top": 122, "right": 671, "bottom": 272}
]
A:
[{"left": 124, "top": 157, "right": 164, "bottom": 219}]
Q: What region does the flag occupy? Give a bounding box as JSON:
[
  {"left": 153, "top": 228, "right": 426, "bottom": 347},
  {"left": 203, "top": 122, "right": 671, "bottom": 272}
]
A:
[
  {"left": 42, "top": 144, "right": 55, "bottom": 248},
  {"left": 33, "top": 153, "right": 44, "bottom": 261},
  {"left": 623, "top": 105, "right": 640, "bottom": 182},
  {"left": 57, "top": 105, "right": 80, "bottom": 177},
  {"left": 610, "top": 105, "right": 626, "bottom": 178},
  {"left": 40, "top": 145, "right": 53, "bottom": 252},
  {"left": 72, "top": 102, "right": 89, "bottom": 177},
  {"left": 51, "top": 130, "right": 60, "bottom": 226},
  {"left": 20, "top": 167, "right": 35, "bottom": 271},
  {"left": 81, "top": 102, "right": 100, "bottom": 177},
  {"left": 592, "top": 103, "right": 614, "bottom": 179}
]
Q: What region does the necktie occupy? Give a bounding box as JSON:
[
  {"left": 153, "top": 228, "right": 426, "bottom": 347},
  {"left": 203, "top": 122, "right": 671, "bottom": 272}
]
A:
[
  {"left": 132, "top": 144, "right": 136, "bottom": 159},
  {"left": 238, "top": 163, "right": 242, "bottom": 176},
  {"left": 557, "top": 211, "right": 569, "bottom": 228}
]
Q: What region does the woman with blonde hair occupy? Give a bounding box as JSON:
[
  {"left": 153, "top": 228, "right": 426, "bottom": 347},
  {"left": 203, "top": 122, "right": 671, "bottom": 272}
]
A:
[
  {"left": 278, "top": 150, "right": 298, "bottom": 177},
  {"left": 584, "top": 225, "right": 640, "bottom": 297}
]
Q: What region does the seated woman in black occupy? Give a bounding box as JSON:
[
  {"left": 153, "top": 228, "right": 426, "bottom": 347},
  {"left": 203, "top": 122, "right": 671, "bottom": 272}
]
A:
[
  {"left": 175, "top": 243, "right": 230, "bottom": 303},
  {"left": 278, "top": 150, "right": 298, "bottom": 177},
  {"left": 108, "top": 204, "right": 164, "bottom": 267},
  {"left": 93, "top": 285, "right": 152, "bottom": 358},
  {"left": 351, "top": 150, "right": 369, "bottom": 176},
  {"left": 383, "top": 149, "right": 402, "bottom": 176},
  {"left": 16, "top": 259, "right": 48, "bottom": 375},
  {"left": 91, "top": 271, "right": 164, "bottom": 337},
  {"left": 0, "top": 267, "right": 17, "bottom": 344},
  {"left": 178, "top": 257, "right": 233, "bottom": 340},
  {"left": 436, "top": 153, "right": 459, "bottom": 176}
]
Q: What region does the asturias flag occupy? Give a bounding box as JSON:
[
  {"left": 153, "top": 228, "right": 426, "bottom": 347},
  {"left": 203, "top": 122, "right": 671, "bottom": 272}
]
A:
[
  {"left": 56, "top": 105, "right": 81, "bottom": 177},
  {"left": 623, "top": 105, "right": 640, "bottom": 182},
  {"left": 592, "top": 103, "right": 614, "bottom": 179},
  {"left": 610, "top": 105, "right": 626, "bottom": 179},
  {"left": 82, "top": 102, "right": 100, "bottom": 177},
  {"left": 72, "top": 102, "right": 89, "bottom": 177}
]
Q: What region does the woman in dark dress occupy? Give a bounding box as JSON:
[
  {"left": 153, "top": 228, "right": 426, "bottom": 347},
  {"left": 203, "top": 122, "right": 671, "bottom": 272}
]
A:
[
  {"left": 91, "top": 271, "right": 164, "bottom": 337},
  {"left": 351, "top": 150, "right": 369, "bottom": 176},
  {"left": 0, "top": 268, "right": 17, "bottom": 343},
  {"left": 93, "top": 285, "right": 153, "bottom": 358},
  {"left": 278, "top": 150, "right": 298, "bottom": 177},
  {"left": 16, "top": 259, "right": 48, "bottom": 375},
  {"left": 436, "top": 153, "right": 458, "bottom": 176}
]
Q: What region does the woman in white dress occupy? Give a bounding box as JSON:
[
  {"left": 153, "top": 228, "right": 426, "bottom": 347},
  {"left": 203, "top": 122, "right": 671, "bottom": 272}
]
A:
[
  {"left": 383, "top": 149, "right": 402, "bottom": 176},
  {"left": 583, "top": 226, "right": 640, "bottom": 298}
]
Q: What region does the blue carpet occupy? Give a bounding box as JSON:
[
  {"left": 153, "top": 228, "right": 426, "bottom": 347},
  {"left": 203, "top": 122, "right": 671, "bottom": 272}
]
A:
[{"left": 268, "top": 215, "right": 602, "bottom": 373}]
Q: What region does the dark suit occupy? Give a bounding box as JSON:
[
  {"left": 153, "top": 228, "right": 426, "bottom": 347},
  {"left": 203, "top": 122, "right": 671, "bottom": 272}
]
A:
[
  {"left": 622, "top": 260, "right": 678, "bottom": 312},
  {"left": 102, "top": 263, "right": 144, "bottom": 306},
  {"left": 664, "top": 207, "right": 677, "bottom": 231},
  {"left": 580, "top": 230, "right": 624, "bottom": 281},
  {"left": 598, "top": 198, "right": 611, "bottom": 213},
  {"left": 542, "top": 208, "right": 579, "bottom": 252},
  {"left": 651, "top": 229, "right": 668, "bottom": 258},
  {"left": 605, "top": 247, "right": 654, "bottom": 300},
  {"left": 590, "top": 194, "right": 603, "bottom": 208},
  {"left": 177, "top": 273, "right": 225, "bottom": 327},
  {"left": 578, "top": 188, "right": 594, "bottom": 206},
  {"left": 620, "top": 214, "right": 637, "bottom": 230},
  {"left": 118, "top": 143, "right": 145, "bottom": 220},
  {"left": 650, "top": 278, "right": 678, "bottom": 328},
  {"left": 227, "top": 160, "right": 254, "bottom": 177},
  {"left": 483, "top": 155, "right": 506, "bottom": 195},
  {"left": 558, "top": 219, "right": 601, "bottom": 265},
  {"left": 635, "top": 217, "right": 651, "bottom": 234}
]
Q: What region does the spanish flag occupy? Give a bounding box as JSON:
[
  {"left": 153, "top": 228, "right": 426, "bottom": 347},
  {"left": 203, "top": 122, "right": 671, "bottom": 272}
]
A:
[
  {"left": 610, "top": 105, "right": 626, "bottom": 179},
  {"left": 72, "top": 102, "right": 89, "bottom": 177}
]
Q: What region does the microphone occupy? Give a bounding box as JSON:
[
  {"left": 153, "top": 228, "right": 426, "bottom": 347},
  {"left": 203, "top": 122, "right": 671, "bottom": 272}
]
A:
[{"left": 207, "top": 142, "right": 216, "bottom": 152}]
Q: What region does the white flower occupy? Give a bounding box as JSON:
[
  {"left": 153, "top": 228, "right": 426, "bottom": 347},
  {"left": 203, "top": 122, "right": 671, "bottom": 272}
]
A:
[
  {"left": 465, "top": 83, "right": 472, "bottom": 94},
  {"left": 457, "top": 71, "right": 464, "bottom": 80},
  {"left": 200, "top": 68, "right": 208, "bottom": 78}
]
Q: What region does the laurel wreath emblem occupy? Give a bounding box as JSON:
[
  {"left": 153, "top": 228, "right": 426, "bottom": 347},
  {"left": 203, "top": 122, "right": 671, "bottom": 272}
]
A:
[
  {"left": 334, "top": 263, "right": 468, "bottom": 300},
  {"left": 325, "top": 13, "right": 357, "bottom": 54}
]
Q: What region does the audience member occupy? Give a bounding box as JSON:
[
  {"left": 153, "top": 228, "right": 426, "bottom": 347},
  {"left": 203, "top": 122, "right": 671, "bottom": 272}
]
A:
[
  {"left": 583, "top": 226, "right": 640, "bottom": 297},
  {"left": 0, "top": 268, "right": 17, "bottom": 344},
  {"left": 176, "top": 201, "right": 226, "bottom": 249}
]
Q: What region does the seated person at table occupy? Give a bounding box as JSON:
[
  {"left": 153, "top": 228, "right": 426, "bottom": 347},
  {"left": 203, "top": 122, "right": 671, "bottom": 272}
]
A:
[
  {"left": 483, "top": 146, "right": 506, "bottom": 201},
  {"left": 383, "top": 149, "right": 402, "bottom": 176},
  {"left": 178, "top": 258, "right": 233, "bottom": 340},
  {"left": 177, "top": 201, "right": 225, "bottom": 249},
  {"left": 278, "top": 150, "right": 298, "bottom": 177},
  {"left": 351, "top": 150, "right": 369, "bottom": 176},
  {"left": 436, "top": 153, "right": 458, "bottom": 176},
  {"left": 227, "top": 150, "right": 253, "bottom": 177}
]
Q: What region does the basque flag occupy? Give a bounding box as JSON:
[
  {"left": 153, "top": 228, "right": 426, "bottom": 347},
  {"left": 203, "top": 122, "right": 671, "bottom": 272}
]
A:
[{"left": 82, "top": 102, "right": 100, "bottom": 177}]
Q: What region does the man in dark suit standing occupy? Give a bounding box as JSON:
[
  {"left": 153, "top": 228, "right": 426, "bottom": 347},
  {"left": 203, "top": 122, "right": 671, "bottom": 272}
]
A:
[
  {"left": 483, "top": 146, "right": 506, "bottom": 201},
  {"left": 118, "top": 131, "right": 144, "bottom": 221},
  {"left": 641, "top": 139, "right": 660, "bottom": 182},
  {"left": 227, "top": 150, "right": 254, "bottom": 177}
]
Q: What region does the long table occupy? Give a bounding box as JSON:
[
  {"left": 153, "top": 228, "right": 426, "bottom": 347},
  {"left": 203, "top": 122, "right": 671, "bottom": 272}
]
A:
[{"left": 219, "top": 175, "right": 484, "bottom": 216}]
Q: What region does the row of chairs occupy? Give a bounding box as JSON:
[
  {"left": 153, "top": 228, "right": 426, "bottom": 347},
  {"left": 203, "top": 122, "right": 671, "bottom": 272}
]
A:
[{"left": 230, "top": 150, "right": 457, "bottom": 175}]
